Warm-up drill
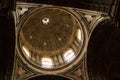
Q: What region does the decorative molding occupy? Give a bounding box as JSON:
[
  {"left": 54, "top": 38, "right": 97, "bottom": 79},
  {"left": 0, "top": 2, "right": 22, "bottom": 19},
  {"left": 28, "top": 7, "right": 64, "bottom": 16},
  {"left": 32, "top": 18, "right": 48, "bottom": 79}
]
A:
[{"left": 12, "top": 3, "right": 110, "bottom": 80}]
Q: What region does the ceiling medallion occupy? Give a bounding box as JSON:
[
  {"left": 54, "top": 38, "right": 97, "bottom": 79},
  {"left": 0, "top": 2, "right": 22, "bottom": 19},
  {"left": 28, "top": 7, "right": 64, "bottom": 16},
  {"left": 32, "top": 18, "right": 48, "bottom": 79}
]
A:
[{"left": 17, "top": 6, "right": 87, "bottom": 74}]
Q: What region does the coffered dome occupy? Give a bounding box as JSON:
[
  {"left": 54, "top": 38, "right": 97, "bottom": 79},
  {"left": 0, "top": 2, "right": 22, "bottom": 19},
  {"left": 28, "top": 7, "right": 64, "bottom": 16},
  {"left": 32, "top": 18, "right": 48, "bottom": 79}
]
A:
[{"left": 17, "top": 6, "right": 87, "bottom": 73}]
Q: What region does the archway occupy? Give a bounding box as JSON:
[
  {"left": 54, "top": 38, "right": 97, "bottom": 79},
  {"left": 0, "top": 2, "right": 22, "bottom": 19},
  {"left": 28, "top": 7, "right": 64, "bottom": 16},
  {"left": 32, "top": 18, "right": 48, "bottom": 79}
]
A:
[
  {"left": 28, "top": 75, "right": 71, "bottom": 80},
  {"left": 87, "top": 20, "right": 116, "bottom": 79}
]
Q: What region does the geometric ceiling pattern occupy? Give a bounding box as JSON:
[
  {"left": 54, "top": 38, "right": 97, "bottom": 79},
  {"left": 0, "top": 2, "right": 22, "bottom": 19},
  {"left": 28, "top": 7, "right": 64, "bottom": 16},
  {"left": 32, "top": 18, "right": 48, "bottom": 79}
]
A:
[{"left": 17, "top": 6, "right": 86, "bottom": 72}]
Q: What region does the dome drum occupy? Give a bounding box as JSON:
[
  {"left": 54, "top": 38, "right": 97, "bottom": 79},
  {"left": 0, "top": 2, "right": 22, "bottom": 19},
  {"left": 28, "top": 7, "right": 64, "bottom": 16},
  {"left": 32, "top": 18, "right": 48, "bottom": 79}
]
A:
[{"left": 16, "top": 5, "right": 88, "bottom": 74}]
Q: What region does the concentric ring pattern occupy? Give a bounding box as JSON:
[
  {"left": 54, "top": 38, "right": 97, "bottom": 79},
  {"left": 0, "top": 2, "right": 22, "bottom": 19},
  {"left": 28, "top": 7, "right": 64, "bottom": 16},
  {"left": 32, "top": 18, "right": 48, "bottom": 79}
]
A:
[{"left": 17, "top": 6, "right": 86, "bottom": 71}]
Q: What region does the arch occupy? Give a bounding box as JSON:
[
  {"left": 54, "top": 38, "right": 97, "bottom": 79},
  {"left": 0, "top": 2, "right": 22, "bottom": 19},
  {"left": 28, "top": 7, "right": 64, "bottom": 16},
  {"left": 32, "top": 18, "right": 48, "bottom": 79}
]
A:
[
  {"left": 63, "top": 49, "right": 75, "bottom": 62},
  {"left": 28, "top": 75, "right": 71, "bottom": 80},
  {"left": 87, "top": 20, "right": 115, "bottom": 79},
  {"left": 41, "top": 57, "right": 53, "bottom": 68}
]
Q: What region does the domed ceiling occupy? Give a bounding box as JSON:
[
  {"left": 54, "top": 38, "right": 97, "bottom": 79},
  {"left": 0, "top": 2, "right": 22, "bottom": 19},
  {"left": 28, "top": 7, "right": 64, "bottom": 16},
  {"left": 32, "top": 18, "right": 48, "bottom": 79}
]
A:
[{"left": 17, "top": 6, "right": 87, "bottom": 73}]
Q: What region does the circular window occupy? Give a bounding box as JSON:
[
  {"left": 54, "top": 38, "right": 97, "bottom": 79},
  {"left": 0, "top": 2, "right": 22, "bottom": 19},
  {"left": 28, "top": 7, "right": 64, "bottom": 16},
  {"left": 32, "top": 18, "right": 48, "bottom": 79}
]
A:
[{"left": 17, "top": 6, "right": 87, "bottom": 73}]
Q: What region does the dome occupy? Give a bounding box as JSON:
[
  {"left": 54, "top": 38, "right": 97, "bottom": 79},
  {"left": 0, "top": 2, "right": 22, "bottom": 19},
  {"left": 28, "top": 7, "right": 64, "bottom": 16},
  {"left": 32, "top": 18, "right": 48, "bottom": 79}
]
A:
[{"left": 17, "top": 6, "right": 87, "bottom": 73}]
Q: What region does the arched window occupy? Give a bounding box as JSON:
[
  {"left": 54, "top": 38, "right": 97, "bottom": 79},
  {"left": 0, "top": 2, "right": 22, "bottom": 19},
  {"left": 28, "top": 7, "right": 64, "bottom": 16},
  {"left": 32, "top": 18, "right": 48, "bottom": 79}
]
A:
[
  {"left": 77, "top": 29, "right": 82, "bottom": 41},
  {"left": 63, "top": 49, "right": 75, "bottom": 63},
  {"left": 22, "top": 46, "right": 31, "bottom": 58},
  {"left": 41, "top": 57, "right": 53, "bottom": 68}
]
